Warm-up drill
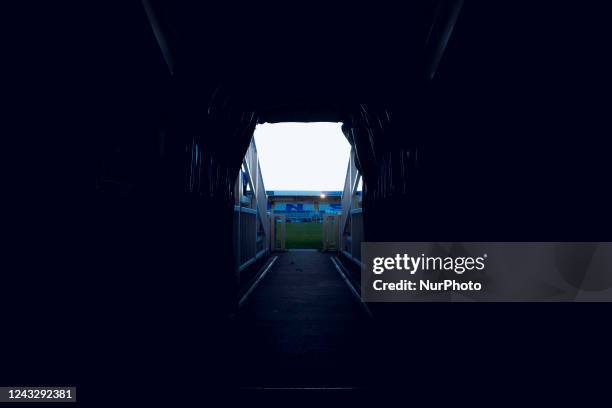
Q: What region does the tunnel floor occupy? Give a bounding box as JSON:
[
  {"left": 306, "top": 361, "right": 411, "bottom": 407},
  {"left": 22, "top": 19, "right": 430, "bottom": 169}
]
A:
[{"left": 233, "top": 250, "right": 372, "bottom": 389}]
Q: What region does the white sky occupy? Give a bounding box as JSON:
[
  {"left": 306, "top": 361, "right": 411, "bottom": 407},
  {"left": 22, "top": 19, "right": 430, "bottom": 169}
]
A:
[{"left": 253, "top": 122, "right": 351, "bottom": 191}]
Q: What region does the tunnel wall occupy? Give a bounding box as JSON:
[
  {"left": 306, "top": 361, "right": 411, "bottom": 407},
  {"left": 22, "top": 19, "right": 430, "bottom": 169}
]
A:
[
  {"left": 345, "top": 3, "right": 612, "bottom": 243},
  {"left": 89, "top": 3, "right": 259, "bottom": 402}
]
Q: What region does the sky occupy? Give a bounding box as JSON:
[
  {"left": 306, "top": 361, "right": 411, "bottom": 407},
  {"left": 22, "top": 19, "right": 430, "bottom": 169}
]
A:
[{"left": 253, "top": 122, "right": 351, "bottom": 191}]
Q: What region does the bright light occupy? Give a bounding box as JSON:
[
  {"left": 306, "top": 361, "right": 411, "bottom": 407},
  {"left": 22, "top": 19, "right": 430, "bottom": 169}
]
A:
[
  {"left": 253, "top": 122, "right": 350, "bottom": 191},
  {"left": 320, "top": 193, "right": 326, "bottom": 199}
]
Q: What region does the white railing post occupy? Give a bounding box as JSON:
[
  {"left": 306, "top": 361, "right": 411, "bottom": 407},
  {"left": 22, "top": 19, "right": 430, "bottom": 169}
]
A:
[
  {"left": 234, "top": 137, "right": 269, "bottom": 273},
  {"left": 339, "top": 148, "right": 363, "bottom": 264}
]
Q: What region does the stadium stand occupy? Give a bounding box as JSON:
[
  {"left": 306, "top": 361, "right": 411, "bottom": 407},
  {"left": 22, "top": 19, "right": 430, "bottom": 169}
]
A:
[{"left": 268, "top": 191, "right": 342, "bottom": 222}]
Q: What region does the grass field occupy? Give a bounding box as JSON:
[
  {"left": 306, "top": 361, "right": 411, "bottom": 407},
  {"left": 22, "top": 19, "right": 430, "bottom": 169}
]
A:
[{"left": 276, "top": 221, "right": 323, "bottom": 249}]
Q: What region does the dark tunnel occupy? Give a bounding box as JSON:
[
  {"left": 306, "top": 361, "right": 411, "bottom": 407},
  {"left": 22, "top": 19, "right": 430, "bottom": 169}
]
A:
[{"left": 5, "top": 1, "right": 612, "bottom": 405}]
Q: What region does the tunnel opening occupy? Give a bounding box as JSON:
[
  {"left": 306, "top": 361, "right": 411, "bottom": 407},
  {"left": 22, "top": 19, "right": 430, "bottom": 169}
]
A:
[
  {"left": 254, "top": 122, "right": 349, "bottom": 251},
  {"left": 232, "top": 121, "right": 353, "bottom": 295}
]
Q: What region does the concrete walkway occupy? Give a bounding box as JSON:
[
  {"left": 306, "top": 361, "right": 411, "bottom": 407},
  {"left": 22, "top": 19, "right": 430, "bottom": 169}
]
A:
[{"left": 234, "top": 251, "right": 371, "bottom": 389}]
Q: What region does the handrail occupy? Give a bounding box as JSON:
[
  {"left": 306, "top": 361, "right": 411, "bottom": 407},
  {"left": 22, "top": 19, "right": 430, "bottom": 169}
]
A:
[
  {"left": 339, "top": 148, "right": 363, "bottom": 264},
  {"left": 339, "top": 149, "right": 361, "bottom": 235},
  {"left": 339, "top": 154, "right": 353, "bottom": 235},
  {"left": 241, "top": 138, "right": 269, "bottom": 240},
  {"left": 234, "top": 138, "right": 270, "bottom": 274}
]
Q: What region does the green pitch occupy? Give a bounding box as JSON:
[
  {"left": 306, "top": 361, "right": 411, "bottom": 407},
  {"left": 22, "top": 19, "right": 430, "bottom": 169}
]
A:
[{"left": 276, "top": 221, "right": 323, "bottom": 249}]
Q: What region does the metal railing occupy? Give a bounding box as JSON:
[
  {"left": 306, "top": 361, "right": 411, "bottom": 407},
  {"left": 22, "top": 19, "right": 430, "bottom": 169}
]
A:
[
  {"left": 233, "top": 138, "right": 270, "bottom": 277},
  {"left": 339, "top": 149, "right": 363, "bottom": 266}
]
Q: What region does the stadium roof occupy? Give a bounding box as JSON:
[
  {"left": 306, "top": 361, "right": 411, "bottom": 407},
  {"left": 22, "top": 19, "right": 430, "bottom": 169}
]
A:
[{"left": 267, "top": 191, "right": 342, "bottom": 197}]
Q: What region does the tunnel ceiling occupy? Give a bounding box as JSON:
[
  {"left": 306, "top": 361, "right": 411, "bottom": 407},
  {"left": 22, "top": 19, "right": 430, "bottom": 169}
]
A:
[{"left": 146, "top": 1, "right": 449, "bottom": 122}]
